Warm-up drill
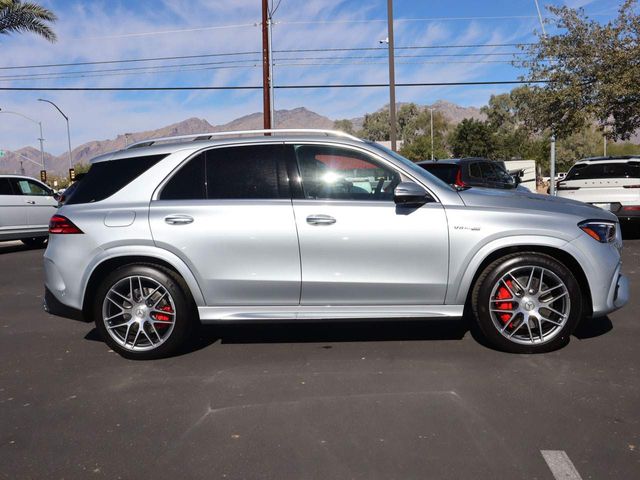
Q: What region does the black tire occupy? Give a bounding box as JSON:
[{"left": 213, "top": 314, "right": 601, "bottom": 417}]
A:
[
  {"left": 21, "top": 236, "right": 48, "bottom": 248},
  {"left": 93, "top": 263, "right": 196, "bottom": 360},
  {"left": 471, "top": 252, "right": 583, "bottom": 353}
]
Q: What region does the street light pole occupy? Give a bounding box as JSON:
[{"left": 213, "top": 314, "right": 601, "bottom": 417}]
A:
[
  {"left": 0, "top": 108, "right": 45, "bottom": 170},
  {"left": 429, "top": 108, "right": 434, "bottom": 160},
  {"left": 549, "top": 134, "right": 556, "bottom": 196},
  {"left": 38, "top": 99, "right": 72, "bottom": 172}
]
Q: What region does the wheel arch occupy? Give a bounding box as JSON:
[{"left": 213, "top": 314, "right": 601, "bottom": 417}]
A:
[
  {"left": 454, "top": 244, "right": 593, "bottom": 317},
  {"left": 81, "top": 249, "right": 206, "bottom": 318}
]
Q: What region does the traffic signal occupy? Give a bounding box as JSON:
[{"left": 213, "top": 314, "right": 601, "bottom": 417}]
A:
[
  {"left": 40, "top": 170, "right": 47, "bottom": 183},
  {"left": 69, "top": 168, "right": 76, "bottom": 181}
]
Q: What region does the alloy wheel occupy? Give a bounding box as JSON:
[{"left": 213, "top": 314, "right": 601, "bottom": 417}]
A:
[
  {"left": 489, "top": 265, "right": 571, "bottom": 346},
  {"left": 101, "top": 276, "right": 176, "bottom": 351}
]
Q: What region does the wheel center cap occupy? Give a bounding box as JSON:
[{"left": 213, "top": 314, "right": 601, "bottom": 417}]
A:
[
  {"left": 524, "top": 300, "right": 536, "bottom": 311},
  {"left": 135, "top": 307, "right": 146, "bottom": 318}
]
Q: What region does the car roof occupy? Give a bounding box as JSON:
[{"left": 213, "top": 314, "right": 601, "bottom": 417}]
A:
[
  {"left": 0, "top": 174, "right": 45, "bottom": 182},
  {"left": 576, "top": 155, "right": 640, "bottom": 164},
  {"left": 90, "top": 129, "right": 365, "bottom": 164}
]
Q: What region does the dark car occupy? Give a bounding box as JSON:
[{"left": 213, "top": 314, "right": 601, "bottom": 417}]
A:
[{"left": 417, "top": 158, "right": 520, "bottom": 190}]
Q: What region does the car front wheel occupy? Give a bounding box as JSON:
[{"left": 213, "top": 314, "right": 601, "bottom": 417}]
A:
[
  {"left": 472, "top": 252, "right": 583, "bottom": 353},
  {"left": 93, "top": 264, "right": 195, "bottom": 359}
]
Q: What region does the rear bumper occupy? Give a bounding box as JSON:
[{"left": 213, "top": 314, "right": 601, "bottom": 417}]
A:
[{"left": 43, "top": 287, "right": 86, "bottom": 321}]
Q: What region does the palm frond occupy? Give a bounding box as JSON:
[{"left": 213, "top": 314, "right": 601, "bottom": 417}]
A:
[{"left": 0, "top": 0, "right": 58, "bottom": 42}]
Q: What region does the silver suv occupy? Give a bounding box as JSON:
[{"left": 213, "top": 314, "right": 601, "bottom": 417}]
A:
[{"left": 43, "top": 130, "right": 629, "bottom": 359}]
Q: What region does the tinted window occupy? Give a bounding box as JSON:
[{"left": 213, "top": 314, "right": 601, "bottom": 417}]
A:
[
  {"left": 565, "top": 162, "right": 640, "bottom": 181},
  {"left": 161, "top": 153, "right": 206, "bottom": 200},
  {"left": 468, "top": 162, "right": 482, "bottom": 179},
  {"left": 16, "top": 179, "right": 51, "bottom": 196},
  {"left": 493, "top": 164, "right": 516, "bottom": 186},
  {"left": 207, "top": 145, "right": 287, "bottom": 199},
  {"left": 294, "top": 144, "right": 400, "bottom": 201},
  {"left": 419, "top": 163, "right": 458, "bottom": 184},
  {"left": 67, "top": 154, "right": 166, "bottom": 205},
  {"left": 0, "top": 178, "right": 14, "bottom": 195},
  {"left": 479, "top": 162, "right": 499, "bottom": 182}
]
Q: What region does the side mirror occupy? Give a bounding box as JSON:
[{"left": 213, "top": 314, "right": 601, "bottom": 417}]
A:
[
  {"left": 394, "top": 181, "right": 429, "bottom": 207},
  {"left": 512, "top": 174, "right": 521, "bottom": 185}
]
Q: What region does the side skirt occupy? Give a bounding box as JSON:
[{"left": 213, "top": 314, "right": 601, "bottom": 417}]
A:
[{"left": 198, "top": 305, "right": 464, "bottom": 323}]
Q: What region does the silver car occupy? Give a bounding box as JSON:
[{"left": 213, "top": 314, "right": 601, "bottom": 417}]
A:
[
  {"left": 0, "top": 174, "right": 58, "bottom": 247},
  {"left": 43, "top": 130, "right": 629, "bottom": 359}
]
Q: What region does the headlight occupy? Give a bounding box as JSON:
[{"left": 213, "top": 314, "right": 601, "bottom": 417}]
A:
[{"left": 578, "top": 220, "right": 617, "bottom": 243}]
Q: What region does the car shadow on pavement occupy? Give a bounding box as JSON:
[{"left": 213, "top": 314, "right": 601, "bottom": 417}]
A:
[
  {"left": 84, "top": 318, "right": 471, "bottom": 357},
  {"left": 573, "top": 315, "right": 613, "bottom": 340}
]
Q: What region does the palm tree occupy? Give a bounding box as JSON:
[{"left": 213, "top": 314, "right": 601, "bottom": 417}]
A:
[{"left": 0, "top": 0, "right": 57, "bottom": 43}]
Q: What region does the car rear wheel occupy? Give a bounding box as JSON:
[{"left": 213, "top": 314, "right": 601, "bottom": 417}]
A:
[
  {"left": 93, "top": 264, "right": 195, "bottom": 359},
  {"left": 21, "top": 236, "right": 47, "bottom": 248},
  {"left": 472, "top": 253, "right": 583, "bottom": 353}
]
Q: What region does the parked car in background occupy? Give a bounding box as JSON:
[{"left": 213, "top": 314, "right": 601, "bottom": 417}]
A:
[
  {"left": 502, "top": 160, "right": 537, "bottom": 192},
  {"left": 44, "top": 130, "right": 627, "bottom": 359},
  {"left": 0, "top": 175, "right": 58, "bottom": 246},
  {"left": 557, "top": 156, "right": 640, "bottom": 222},
  {"left": 417, "top": 158, "right": 523, "bottom": 190}
]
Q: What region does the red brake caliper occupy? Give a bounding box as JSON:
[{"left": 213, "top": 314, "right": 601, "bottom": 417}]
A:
[
  {"left": 495, "top": 280, "right": 514, "bottom": 327},
  {"left": 152, "top": 305, "right": 173, "bottom": 328}
]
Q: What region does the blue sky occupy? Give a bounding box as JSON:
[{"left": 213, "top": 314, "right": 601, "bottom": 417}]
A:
[{"left": 0, "top": 0, "right": 625, "bottom": 154}]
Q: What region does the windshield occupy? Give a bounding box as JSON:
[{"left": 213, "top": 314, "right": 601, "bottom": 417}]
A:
[{"left": 365, "top": 141, "right": 455, "bottom": 191}]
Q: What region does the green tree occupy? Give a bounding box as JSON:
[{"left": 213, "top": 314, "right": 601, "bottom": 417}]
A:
[
  {"left": 333, "top": 119, "right": 355, "bottom": 135},
  {"left": 360, "top": 110, "right": 390, "bottom": 141},
  {"left": 0, "top": 0, "right": 57, "bottom": 42},
  {"left": 448, "top": 119, "right": 495, "bottom": 158},
  {"left": 520, "top": 0, "right": 640, "bottom": 140},
  {"left": 400, "top": 109, "right": 450, "bottom": 161}
]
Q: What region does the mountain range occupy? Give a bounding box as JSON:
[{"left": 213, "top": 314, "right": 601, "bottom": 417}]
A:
[{"left": 1, "top": 101, "right": 482, "bottom": 178}]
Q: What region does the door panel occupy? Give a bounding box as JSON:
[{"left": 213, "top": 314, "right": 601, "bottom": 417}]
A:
[
  {"left": 288, "top": 143, "right": 449, "bottom": 306},
  {"left": 150, "top": 200, "right": 301, "bottom": 305},
  {"left": 149, "top": 143, "right": 301, "bottom": 306},
  {"left": 14, "top": 178, "right": 57, "bottom": 228},
  {"left": 0, "top": 178, "right": 28, "bottom": 235},
  {"left": 293, "top": 201, "right": 449, "bottom": 305}
]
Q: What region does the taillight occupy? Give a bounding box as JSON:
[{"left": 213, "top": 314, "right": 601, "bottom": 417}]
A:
[
  {"left": 622, "top": 205, "right": 640, "bottom": 211},
  {"left": 454, "top": 168, "right": 467, "bottom": 188},
  {"left": 49, "top": 215, "right": 83, "bottom": 234}
]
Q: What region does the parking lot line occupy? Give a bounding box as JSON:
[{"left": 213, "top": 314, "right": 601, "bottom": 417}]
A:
[{"left": 541, "top": 450, "right": 584, "bottom": 480}]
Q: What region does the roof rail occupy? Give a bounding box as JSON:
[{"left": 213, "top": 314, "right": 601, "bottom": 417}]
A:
[{"left": 126, "top": 128, "right": 362, "bottom": 149}]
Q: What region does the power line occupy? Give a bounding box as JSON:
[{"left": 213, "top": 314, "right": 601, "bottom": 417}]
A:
[
  {"left": 0, "top": 80, "right": 549, "bottom": 92},
  {"left": 0, "top": 43, "right": 535, "bottom": 71}
]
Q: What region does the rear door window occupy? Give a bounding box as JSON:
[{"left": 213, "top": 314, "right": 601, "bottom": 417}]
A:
[
  {"left": 160, "top": 145, "right": 289, "bottom": 200},
  {"left": 0, "top": 178, "right": 14, "bottom": 195},
  {"left": 67, "top": 154, "right": 166, "bottom": 204}
]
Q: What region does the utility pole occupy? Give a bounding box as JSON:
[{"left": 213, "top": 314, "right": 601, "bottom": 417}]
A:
[
  {"left": 604, "top": 135, "right": 607, "bottom": 156},
  {"left": 261, "top": 0, "right": 272, "bottom": 130},
  {"left": 386, "top": 0, "right": 397, "bottom": 151},
  {"left": 429, "top": 108, "right": 434, "bottom": 160},
  {"left": 549, "top": 134, "right": 556, "bottom": 196},
  {"left": 268, "top": 15, "right": 275, "bottom": 128}
]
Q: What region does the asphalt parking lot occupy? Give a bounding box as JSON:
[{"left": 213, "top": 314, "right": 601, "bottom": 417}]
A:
[{"left": 0, "top": 229, "right": 639, "bottom": 480}]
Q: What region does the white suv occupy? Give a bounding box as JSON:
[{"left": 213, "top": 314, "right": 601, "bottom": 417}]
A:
[
  {"left": 0, "top": 175, "right": 58, "bottom": 246},
  {"left": 557, "top": 156, "right": 640, "bottom": 222}
]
